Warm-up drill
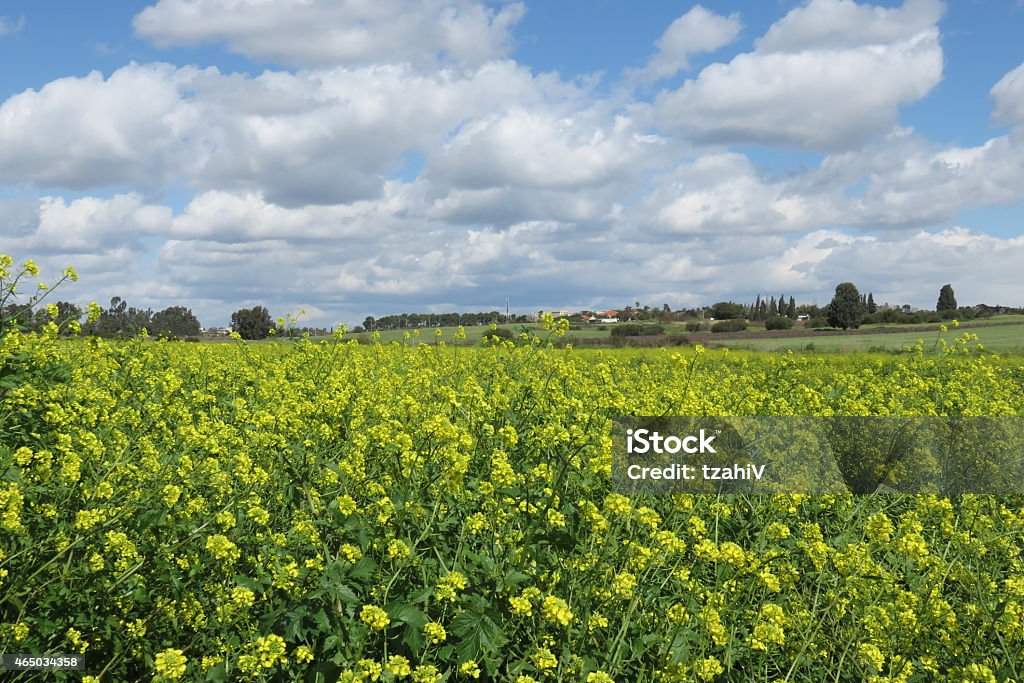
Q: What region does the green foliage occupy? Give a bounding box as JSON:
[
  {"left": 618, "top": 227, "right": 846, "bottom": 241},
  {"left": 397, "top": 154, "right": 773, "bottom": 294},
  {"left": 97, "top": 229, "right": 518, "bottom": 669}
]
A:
[
  {"left": 709, "top": 301, "right": 745, "bottom": 320},
  {"left": 151, "top": 306, "right": 201, "bottom": 339},
  {"left": 711, "top": 319, "right": 748, "bottom": 333},
  {"left": 937, "top": 284, "right": 957, "bottom": 312},
  {"left": 85, "top": 296, "right": 154, "bottom": 338},
  {"left": 480, "top": 327, "right": 514, "bottom": 345},
  {"left": 230, "top": 305, "right": 274, "bottom": 340},
  {"left": 827, "top": 282, "right": 865, "bottom": 330},
  {"left": 0, "top": 255, "right": 79, "bottom": 448},
  {"left": 609, "top": 323, "right": 664, "bottom": 337},
  {"left": 765, "top": 316, "right": 794, "bottom": 330}
]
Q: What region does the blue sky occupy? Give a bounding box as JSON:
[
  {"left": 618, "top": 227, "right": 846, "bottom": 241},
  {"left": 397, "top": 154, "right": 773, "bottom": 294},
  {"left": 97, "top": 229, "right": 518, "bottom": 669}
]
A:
[{"left": 1, "top": 1, "right": 1023, "bottom": 326}]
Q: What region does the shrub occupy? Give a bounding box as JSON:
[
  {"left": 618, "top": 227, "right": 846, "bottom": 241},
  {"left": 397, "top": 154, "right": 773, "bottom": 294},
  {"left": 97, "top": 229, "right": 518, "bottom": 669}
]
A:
[
  {"left": 807, "top": 317, "right": 829, "bottom": 329},
  {"left": 685, "top": 321, "right": 704, "bottom": 333},
  {"left": 481, "top": 327, "right": 514, "bottom": 344},
  {"left": 610, "top": 323, "right": 664, "bottom": 337},
  {"left": 765, "top": 316, "right": 794, "bottom": 330},
  {"left": 711, "top": 319, "right": 747, "bottom": 333}
]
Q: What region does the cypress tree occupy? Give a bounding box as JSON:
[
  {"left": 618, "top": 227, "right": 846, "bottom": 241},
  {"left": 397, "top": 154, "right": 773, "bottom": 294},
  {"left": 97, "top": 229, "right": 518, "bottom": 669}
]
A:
[
  {"left": 827, "top": 283, "right": 865, "bottom": 330},
  {"left": 937, "top": 284, "right": 957, "bottom": 312}
]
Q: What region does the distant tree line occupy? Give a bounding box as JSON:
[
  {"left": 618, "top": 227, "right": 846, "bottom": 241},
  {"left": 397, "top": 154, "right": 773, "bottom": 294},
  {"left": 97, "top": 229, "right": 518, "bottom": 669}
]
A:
[
  {"left": 820, "top": 283, "right": 1011, "bottom": 330},
  {"left": 7, "top": 282, "right": 1021, "bottom": 342},
  {"left": 1, "top": 301, "right": 84, "bottom": 336},
  {"left": 2, "top": 297, "right": 202, "bottom": 339},
  {"left": 82, "top": 298, "right": 201, "bottom": 339},
  {"left": 360, "top": 311, "right": 507, "bottom": 332}
]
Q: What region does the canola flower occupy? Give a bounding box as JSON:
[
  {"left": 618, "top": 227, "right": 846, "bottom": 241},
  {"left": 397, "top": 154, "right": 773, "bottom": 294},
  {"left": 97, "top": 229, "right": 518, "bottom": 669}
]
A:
[
  {"left": 153, "top": 648, "right": 187, "bottom": 681},
  {"left": 1, "top": 278, "right": 1023, "bottom": 680}
]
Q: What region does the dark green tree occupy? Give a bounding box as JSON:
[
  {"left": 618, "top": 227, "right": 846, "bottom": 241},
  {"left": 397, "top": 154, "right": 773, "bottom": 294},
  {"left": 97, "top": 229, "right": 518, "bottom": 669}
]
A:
[
  {"left": 151, "top": 306, "right": 201, "bottom": 339},
  {"left": 827, "top": 283, "right": 865, "bottom": 330},
  {"left": 710, "top": 301, "right": 746, "bottom": 320},
  {"left": 867, "top": 292, "right": 877, "bottom": 314},
  {"left": 787, "top": 296, "right": 796, "bottom": 318},
  {"left": 89, "top": 296, "right": 152, "bottom": 338},
  {"left": 23, "top": 301, "right": 83, "bottom": 335},
  {"left": 230, "top": 306, "right": 273, "bottom": 340},
  {"left": 937, "top": 284, "right": 957, "bottom": 312}
]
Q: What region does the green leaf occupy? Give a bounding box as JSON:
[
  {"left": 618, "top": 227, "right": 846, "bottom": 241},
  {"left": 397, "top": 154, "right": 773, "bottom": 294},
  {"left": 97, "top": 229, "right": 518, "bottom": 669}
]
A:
[
  {"left": 347, "top": 557, "right": 377, "bottom": 582},
  {"left": 387, "top": 603, "right": 428, "bottom": 629},
  {"left": 450, "top": 608, "right": 508, "bottom": 664},
  {"left": 407, "top": 587, "right": 434, "bottom": 605},
  {"left": 402, "top": 623, "right": 425, "bottom": 652},
  {"left": 499, "top": 570, "right": 530, "bottom": 591},
  {"left": 313, "top": 608, "right": 330, "bottom": 632},
  {"left": 205, "top": 663, "right": 228, "bottom": 682},
  {"left": 233, "top": 575, "right": 264, "bottom": 593}
]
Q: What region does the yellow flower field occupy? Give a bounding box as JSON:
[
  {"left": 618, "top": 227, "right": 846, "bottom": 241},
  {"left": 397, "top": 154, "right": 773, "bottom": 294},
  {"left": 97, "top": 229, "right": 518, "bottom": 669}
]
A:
[{"left": 2, "top": 300, "right": 1024, "bottom": 680}]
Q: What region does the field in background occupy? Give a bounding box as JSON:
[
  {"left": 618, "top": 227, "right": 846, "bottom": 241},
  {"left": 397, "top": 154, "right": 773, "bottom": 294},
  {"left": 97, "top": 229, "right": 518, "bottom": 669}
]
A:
[
  {"left": 308, "top": 315, "right": 1024, "bottom": 354},
  {"left": 716, "top": 322, "right": 1024, "bottom": 354}
]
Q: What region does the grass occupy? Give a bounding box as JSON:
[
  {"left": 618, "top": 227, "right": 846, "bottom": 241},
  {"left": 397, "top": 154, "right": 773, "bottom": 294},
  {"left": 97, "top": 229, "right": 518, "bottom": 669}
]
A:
[
  {"left": 208, "top": 315, "right": 1024, "bottom": 353},
  {"left": 716, "top": 322, "right": 1024, "bottom": 353}
]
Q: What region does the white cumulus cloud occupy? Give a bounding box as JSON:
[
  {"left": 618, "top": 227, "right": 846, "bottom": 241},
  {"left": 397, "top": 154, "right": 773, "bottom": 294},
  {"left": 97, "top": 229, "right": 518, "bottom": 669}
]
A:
[
  {"left": 756, "top": 0, "right": 944, "bottom": 53},
  {"left": 629, "top": 6, "right": 741, "bottom": 83},
  {"left": 133, "top": 0, "right": 525, "bottom": 68},
  {"left": 654, "top": 0, "right": 945, "bottom": 149},
  {"left": 0, "top": 63, "right": 202, "bottom": 189},
  {"left": 991, "top": 62, "right": 1024, "bottom": 126}
]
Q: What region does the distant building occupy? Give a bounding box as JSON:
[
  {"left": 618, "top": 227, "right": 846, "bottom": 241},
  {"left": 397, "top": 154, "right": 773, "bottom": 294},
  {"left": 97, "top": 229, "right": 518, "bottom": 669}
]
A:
[{"left": 534, "top": 309, "right": 572, "bottom": 321}]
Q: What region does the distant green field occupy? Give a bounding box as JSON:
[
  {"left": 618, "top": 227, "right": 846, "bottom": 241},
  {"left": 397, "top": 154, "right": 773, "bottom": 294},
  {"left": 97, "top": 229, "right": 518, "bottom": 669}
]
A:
[
  {"left": 340, "top": 323, "right": 608, "bottom": 343},
  {"left": 861, "top": 314, "right": 1024, "bottom": 328},
  {"left": 239, "top": 315, "right": 1024, "bottom": 353},
  {"left": 717, "top": 323, "right": 1024, "bottom": 353}
]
